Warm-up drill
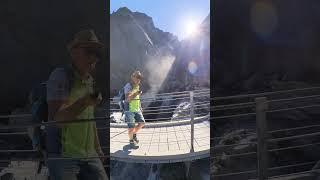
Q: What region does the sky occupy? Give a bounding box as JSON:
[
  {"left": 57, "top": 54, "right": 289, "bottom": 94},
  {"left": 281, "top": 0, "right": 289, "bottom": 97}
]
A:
[{"left": 110, "top": 0, "right": 210, "bottom": 40}]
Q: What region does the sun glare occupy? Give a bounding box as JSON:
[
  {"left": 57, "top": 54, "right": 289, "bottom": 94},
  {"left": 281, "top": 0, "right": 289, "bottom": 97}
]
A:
[{"left": 185, "top": 20, "right": 198, "bottom": 36}]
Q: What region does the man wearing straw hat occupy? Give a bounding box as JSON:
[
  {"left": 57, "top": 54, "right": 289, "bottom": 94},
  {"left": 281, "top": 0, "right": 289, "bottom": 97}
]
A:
[
  {"left": 46, "top": 29, "right": 108, "bottom": 180},
  {"left": 124, "top": 70, "right": 145, "bottom": 147}
]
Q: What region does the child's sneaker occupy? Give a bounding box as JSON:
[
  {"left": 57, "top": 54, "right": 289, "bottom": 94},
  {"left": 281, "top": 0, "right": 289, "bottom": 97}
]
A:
[
  {"left": 133, "top": 134, "right": 139, "bottom": 144},
  {"left": 129, "top": 139, "right": 138, "bottom": 147}
]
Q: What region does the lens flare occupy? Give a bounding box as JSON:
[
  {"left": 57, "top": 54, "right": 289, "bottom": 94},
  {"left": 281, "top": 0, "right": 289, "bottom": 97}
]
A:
[
  {"left": 188, "top": 61, "right": 198, "bottom": 74},
  {"left": 251, "top": 2, "right": 278, "bottom": 39}
]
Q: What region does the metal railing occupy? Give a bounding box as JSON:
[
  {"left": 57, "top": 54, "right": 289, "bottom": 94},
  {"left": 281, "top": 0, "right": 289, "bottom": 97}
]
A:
[
  {"left": 211, "top": 86, "right": 320, "bottom": 179},
  {"left": 0, "top": 89, "right": 210, "bottom": 163},
  {"left": 110, "top": 89, "right": 210, "bottom": 155}
]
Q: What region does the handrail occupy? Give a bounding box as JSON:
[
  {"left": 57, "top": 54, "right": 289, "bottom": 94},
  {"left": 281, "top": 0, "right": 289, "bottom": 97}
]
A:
[{"left": 213, "top": 89, "right": 320, "bottom": 180}]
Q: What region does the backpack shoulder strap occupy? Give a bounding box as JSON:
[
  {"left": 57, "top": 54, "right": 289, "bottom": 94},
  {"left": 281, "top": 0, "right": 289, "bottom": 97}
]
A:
[
  {"left": 62, "top": 64, "right": 75, "bottom": 93},
  {"left": 123, "top": 83, "right": 131, "bottom": 98},
  {"left": 124, "top": 82, "right": 132, "bottom": 91}
]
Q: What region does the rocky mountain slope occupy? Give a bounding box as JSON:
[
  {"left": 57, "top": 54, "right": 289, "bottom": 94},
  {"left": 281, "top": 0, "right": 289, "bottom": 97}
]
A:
[{"left": 110, "top": 7, "right": 180, "bottom": 95}]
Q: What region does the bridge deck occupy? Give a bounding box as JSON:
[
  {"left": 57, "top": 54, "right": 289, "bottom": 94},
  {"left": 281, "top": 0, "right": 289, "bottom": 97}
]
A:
[{"left": 110, "top": 118, "right": 210, "bottom": 163}]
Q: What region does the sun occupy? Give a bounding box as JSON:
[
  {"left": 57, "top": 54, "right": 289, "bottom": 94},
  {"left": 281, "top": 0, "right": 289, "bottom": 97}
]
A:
[{"left": 185, "top": 20, "right": 198, "bottom": 36}]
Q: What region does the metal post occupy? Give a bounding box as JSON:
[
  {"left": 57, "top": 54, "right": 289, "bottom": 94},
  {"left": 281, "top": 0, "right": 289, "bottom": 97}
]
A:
[
  {"left": 255, "top": 97, "right": 268, "bottom": 180},
  {"left": 190, "top": 91, "right": 194, "bottom": 153},
  {"left": 185, "top": 161, "right": 192, "bottom": 179}
]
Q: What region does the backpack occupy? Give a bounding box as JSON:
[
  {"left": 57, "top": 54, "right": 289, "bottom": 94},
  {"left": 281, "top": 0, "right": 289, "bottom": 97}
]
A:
[
  {"left": 118, "top": 87, "right": 126, "bottom": 113},
  {"left": 29, "top": 66, "right": 74, "bottom": 151},
  {"left": 118, "top": 83, "right": 132, "bottom": 113},
  {"left": 29, "top": 82, "right": 47, "bottom": 150}
]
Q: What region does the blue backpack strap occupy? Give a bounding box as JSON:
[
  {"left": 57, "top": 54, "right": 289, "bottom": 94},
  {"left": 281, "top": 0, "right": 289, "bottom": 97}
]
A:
[
  {"left": 62, "top": 64, "right": 75, "bottom": 93},
  {"left": 30, "top": 82, "right": 48, "bottom": 150},
  {"left": 123, "top": 83, "right": 132, "bottom": 111},
  {"left": 41, "top": 65, "right": 74, "bottom": 155},
  {"left": 120, "top": 86, "right": 126, "bottom": 116}
]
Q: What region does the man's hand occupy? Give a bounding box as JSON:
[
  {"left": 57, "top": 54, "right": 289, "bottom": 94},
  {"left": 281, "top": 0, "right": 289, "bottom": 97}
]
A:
[
  {"left": 134, "top": 90, "right": 142, "bottom": 97},
  {"left": 85, "top": 92, "right": 102, "bottom": 106},
  {"left": 127, "top": 90, "right": 142, "bottom": 102}
]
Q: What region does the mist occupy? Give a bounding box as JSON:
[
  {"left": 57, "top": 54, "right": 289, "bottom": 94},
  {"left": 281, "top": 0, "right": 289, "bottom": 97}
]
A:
[{"left": 142, "top": 54, "right": 175, "bottom": 107}]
